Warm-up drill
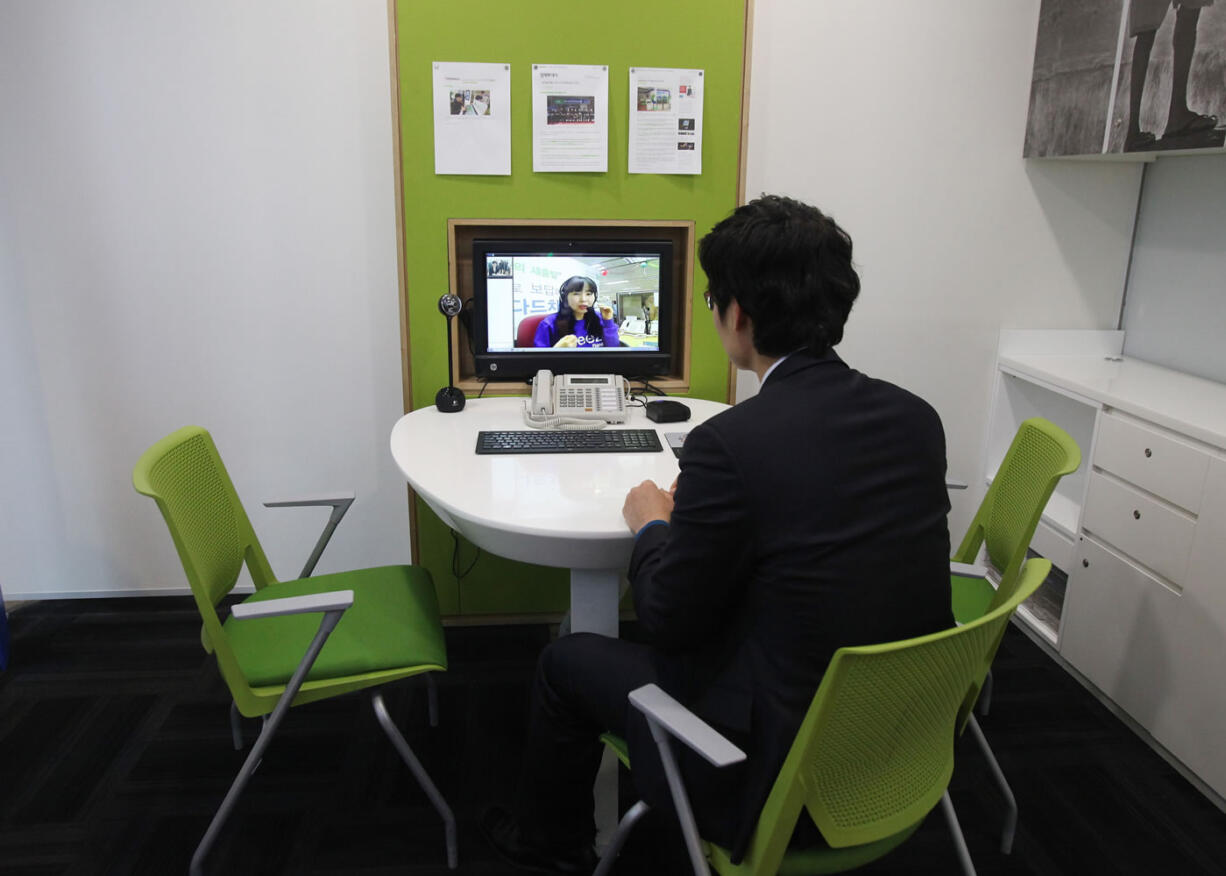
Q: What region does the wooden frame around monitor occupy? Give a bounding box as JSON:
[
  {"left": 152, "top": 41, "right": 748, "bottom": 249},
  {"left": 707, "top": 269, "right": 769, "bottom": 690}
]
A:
[{"left": 446, "top": 217, "right": 695, "bottom": 395}]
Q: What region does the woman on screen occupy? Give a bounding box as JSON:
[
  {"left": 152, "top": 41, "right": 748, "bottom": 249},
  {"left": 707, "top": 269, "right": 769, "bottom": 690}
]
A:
[{"left": 533, "top": 276, "right": 620, "bottom": 348}]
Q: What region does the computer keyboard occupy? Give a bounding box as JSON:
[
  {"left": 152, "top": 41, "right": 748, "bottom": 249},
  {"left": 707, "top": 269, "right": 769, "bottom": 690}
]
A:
[{"left": 476, "top": 429, "right": 664, "bottom": 455}]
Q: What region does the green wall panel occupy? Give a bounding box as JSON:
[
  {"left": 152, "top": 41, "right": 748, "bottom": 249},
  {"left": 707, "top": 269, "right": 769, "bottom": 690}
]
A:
[{"left": 395, "top": 0, "right": 746, "bottom": 616}]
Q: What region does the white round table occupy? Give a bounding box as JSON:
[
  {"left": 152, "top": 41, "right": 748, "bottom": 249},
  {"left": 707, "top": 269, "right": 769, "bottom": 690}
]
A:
[{"left": 389, "top": 396, "right": 729, "bottom": 637}]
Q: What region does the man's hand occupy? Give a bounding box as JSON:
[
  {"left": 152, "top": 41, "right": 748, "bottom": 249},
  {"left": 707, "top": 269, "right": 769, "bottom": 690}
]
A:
[
  {"left": 599, "top": 305, "right": 614, "bottom": 321},
  {"left": 553, "top": 334, "right": 579, "bottom": 348},
  {"left": 623, "top": 479, "right": 674, "bottom": 533}
]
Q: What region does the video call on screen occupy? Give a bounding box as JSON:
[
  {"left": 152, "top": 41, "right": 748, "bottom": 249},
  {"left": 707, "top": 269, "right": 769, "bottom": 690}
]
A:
[{"left": 484, "top": 253, "right": 662, "bottom": 352}]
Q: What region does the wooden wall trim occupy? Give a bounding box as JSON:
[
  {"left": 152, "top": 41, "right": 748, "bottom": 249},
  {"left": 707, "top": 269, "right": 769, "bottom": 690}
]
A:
[
  {"left": 729, "top": 0, "right": 755, "bottom": 405},
  {"left": 737, "top": 0, "right": 755, "bottom": 209},
  {"left": 446, "top": 218, "right": 695, "bottom": 394}
]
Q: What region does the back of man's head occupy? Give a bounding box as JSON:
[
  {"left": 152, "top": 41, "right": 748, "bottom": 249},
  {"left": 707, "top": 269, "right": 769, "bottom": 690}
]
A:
[{"left": 698, "top": 194, "right": 860, "bottom": 358}]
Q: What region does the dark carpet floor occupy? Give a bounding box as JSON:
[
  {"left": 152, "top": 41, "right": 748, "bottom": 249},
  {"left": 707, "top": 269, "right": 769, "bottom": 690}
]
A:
[{"left": 1, "top": 597, "right": 1224, "bottom": 875}]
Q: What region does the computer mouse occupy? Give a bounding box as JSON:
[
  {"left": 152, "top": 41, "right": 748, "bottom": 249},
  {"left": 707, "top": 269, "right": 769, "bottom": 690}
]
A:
[{"left": 644, "top": 399, "right": 691, "bottom": 423}]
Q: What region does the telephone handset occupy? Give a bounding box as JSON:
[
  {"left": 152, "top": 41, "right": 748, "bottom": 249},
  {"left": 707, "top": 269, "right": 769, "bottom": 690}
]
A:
[{"left": 524, "top": 370, "right": 629, "bottom": 429}]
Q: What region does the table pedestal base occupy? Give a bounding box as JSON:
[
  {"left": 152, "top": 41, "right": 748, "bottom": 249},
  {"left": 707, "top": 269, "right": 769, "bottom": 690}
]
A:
[
  {"left": 568, "top": 568, "right": 623, "bottom": 851},
  {"left": 569, "top": 569, "right": 621, "bottom": 639}
]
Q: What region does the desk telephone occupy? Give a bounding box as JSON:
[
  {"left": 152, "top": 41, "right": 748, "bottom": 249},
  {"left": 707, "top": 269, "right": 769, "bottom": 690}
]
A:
[{"left": 524, "top": 370, "right": 629, "bottom": 429}]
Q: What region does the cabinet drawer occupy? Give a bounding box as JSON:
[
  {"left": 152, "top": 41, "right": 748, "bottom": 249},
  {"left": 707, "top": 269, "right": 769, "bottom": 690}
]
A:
[
  {"left": 1060, "top": 536, "right": 1183, "bottom": 733},
  {"left": 1094, "top": 412, "right": 1209, "bottom": 513},
  {"left": 1082, "top": 472, "right": 1195, "bottom": 586}
]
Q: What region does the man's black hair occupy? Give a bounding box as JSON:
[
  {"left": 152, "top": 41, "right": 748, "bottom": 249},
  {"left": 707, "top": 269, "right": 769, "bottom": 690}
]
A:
[{"left": 698, "top": 194, "right": 860, "bottom": 357}]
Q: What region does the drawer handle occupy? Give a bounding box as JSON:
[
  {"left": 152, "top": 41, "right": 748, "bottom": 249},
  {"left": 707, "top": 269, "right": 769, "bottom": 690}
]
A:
[
  {"left": 1144, "top": 448, "right": 1152, "bottom": 458},
  {"left": 1082, "top": 558, "right": 1090, "bottom": 568},
  {"left": 1133, "top": 509, "right": 1141, "bottom": 520}
]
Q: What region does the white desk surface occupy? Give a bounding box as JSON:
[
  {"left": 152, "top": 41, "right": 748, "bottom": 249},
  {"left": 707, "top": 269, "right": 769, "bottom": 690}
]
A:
[
  {"left": 391, "top": 396, "right": 731, "bottom": 839},
  {"left": 389, "top": 397, "right": 730, "bottom": 571},
  {"left": 999, "top": 353, "right": 1226, "bottom": 451}
]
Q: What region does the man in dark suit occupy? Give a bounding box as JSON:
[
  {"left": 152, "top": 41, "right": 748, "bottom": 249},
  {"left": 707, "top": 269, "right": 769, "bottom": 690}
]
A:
[{"left": 481, "top": 195, "right": 953, "bottom": 873}]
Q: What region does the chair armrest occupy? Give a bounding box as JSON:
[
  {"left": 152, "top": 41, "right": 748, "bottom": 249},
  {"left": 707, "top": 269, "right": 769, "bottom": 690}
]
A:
[
  {"left": 231, "top": 589, "right": 354, "bottom": 620},
  {"left": 951, "top": 561, "right": 988, "bottom": 579},
  {"left": 629, "top": 685, "right": 743, "bottom": 876},
  {"left": 264, "top": 492, "right": 356, "bottom": 579},
  {"left": 264, "top": 492, "right": 356, "bottom": 509},
  {"left": 945, "top": 479, "right": 968, "bottom": 491},
  {"left": 629, "top": 684, "right": 746, "bottom": 768}
]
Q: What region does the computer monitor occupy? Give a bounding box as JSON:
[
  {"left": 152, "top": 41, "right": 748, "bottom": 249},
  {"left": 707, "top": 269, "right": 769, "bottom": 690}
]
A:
[{"left": 470, "top": 237, "right": 674, "bottom": 381}]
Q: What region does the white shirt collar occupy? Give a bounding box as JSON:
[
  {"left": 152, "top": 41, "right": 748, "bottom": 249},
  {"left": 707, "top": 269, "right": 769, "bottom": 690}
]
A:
[{"left": 760, "top": 349, "right": 802, "bottom": 386}]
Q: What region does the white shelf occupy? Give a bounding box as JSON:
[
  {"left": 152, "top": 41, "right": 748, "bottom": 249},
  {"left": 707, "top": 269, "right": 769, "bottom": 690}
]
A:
[
  {"left": 986, "top": 366, "right": 1098, "bottom": 553},
  {"left": 1031, "top": 517, "right": 1076, "bottom": 574},
  {"left": 990, "top": 331, "right": 1226, "bottom": 804},
  {"left": 998, "top": 353, "right": 1226, "bottom": 452},
  {"left": 1016, "top": 602, "right": 1057, "bottom": 648},
  {"left": 1039, "top": 492, "right": 1080, "bottom": 541}
]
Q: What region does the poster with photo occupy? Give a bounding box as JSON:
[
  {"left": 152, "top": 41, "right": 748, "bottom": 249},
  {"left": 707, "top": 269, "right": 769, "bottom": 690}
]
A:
[
  {"left": 1024, "top": 0, "right": 1226, "bottom": 156},
  {"left": 532, "top": 64, "right": 609, "bottom": 172},
  {"left": 432, "top": 61, "right": 511, "bottom": 175},
  {"left": 1110, "top": 0, "right": 1226, "bottom": 153},
  {"left": 628, "top": 67, "right": 704, "bottom": 174}
]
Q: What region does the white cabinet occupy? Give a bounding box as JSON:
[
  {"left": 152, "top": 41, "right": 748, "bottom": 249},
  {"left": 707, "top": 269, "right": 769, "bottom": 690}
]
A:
[
  {"left": 1060, "top": 536, "right": 1183, "bottom": 733},
  {"left": 1092, "top": 412, "right": 1209, "bottom": 513},
  {"left": 1173, "top": 457, "right": 1226, "bottom": 798},
  {"left": 1082, "top": 471, "right": 1196, "bottom": 587},
  {"left": 986, "top": 330, "right": 1226, "bottom": 801}
]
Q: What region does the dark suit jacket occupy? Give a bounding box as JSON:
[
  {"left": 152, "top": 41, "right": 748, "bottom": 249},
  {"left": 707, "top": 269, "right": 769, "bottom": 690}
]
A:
[{"left": 626, "top": 349, "right": 953, "bottom": 861}]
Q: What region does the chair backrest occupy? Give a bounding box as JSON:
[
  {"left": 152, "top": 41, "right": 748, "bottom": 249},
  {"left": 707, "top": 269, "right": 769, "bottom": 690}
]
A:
[
  {"left": 953, "top": 417, "right": 1079, "bottom": 612},
  {"left": 132, "top": 426, "right": 276, "bottom": 686},
  {"left": 515, "top": 313, "right": 548, "bottom": 347},
  {"left": 738, "top": 559, "right": 1051, "bottom": 871}
]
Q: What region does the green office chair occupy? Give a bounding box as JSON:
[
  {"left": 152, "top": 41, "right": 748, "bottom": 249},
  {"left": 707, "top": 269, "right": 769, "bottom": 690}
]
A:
[
  {"left": 952, "top": 417, "right": 1080, "bottom": 623},
  {"left": 949, "top": 417, "right": 1080, "bottom": 853},
  {"left": 133, "top": 426, "right": 455, "bottom": 875},
  {"left": 593, "top": 558, "right": 1052, "bottom": 876}
]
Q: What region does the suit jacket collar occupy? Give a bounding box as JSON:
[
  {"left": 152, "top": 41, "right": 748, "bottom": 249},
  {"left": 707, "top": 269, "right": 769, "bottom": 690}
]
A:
[{"left": 760, "top": 348, "right": 843, "bottom": 390}]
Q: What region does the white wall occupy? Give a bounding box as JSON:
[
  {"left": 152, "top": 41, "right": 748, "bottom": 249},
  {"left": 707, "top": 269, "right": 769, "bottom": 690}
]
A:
[
  {"left": 743, "top": 1, "right": 1144, "bottom": 535},
  {"left": 0, "top": 0, "right": 1159, "bottom": 600},
  {"left": 1122, "top": 153, "right": 1226, "bottom": 384},
  {"left": 0, "top": 1, "right": 409, "bottom": 598}
]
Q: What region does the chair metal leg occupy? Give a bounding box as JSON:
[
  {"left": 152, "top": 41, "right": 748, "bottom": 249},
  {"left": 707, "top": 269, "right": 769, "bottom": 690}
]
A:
[
  {"left": 592, "top": 800, "right": 651, "bottom": 876},
  {"left": 371, "top": 692, "right": 457, "bottom": 870},
  {"left": 978, "top": 669, "right": 994, "bottom": 716},
  {"left": 939, "top": 791, "right": 978, "bottom": 876},
  {"left": 426, "top": 673, "right": 439, "bottom": 728},
  {"left": 190, "top": 609, "right": 344, "bottom": 876},
  {"left": 229, "top": 701, "right": 243, "bottom": 750},
  {"left": 647, "top": 717, "right": 709, "bottom": 876},
  {"left": 967, "top": 714, "right": 1017, "bottom": 853}
]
